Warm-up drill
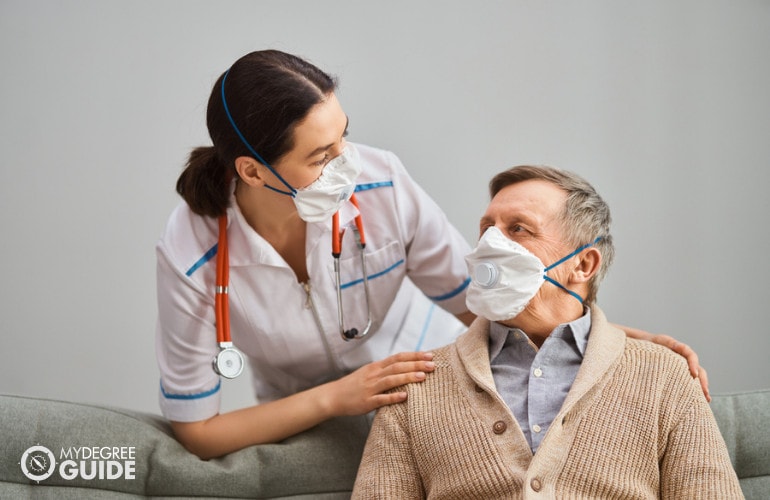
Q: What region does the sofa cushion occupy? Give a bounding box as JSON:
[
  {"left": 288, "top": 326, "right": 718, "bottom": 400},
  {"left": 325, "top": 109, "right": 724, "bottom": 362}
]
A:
[
  {"left": 710, "top": 389, "right": 770, "bottom": 499},
  {"left": 0, "top": 394, "right": 369, "bottom": 499}
]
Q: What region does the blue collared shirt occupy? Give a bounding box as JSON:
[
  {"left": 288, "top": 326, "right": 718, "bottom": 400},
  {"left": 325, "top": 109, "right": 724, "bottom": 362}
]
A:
[{"left": 488, "top": 309, "right": 591, "bottom": 453}]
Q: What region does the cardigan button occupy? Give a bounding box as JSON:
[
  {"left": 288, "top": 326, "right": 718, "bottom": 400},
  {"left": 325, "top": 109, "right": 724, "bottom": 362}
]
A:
[
  {"left": 530, "top": 478, "right": 542, "bottom": 491},
  {"left": 493, "top": 421, "right": 507, "bottom": 434}
]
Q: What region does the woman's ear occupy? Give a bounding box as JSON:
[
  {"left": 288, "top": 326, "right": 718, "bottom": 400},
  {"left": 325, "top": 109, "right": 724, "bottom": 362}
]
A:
[
  {"left": 570, "top": 247, "right": 602, "bottom": 284},
  {"left": 234, "top": 156, "right": 265, "bottom": 188}
]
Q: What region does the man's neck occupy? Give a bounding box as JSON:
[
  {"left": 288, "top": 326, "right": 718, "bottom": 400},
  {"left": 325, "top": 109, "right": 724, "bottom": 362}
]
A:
[{"left": 502, "top": 299, "right": 586, "bottom": 348}]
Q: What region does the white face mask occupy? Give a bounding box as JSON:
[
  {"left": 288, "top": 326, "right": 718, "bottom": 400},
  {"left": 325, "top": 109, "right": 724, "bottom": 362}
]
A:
[
  {"left": 465, "top": 227, "right": 601, "bottom": 322},
  {"left": 464, "top": 227, "right": 546, "bottom": 322},
  {"left": 293, "top": 146, "right": 361, "bottom": 222}
]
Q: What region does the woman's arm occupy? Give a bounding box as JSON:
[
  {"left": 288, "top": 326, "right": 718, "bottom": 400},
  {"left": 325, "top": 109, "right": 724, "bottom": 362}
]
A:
[
  {"left": 171, "top": 351, "right": 435, "bottom": 459},
  {"left": 615, "top": 323, "right": 710, "bottom": 401}
]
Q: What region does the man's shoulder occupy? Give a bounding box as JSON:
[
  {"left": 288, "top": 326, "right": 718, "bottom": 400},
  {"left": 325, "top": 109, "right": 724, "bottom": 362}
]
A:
[
  {"left": 620, "top": 337, "right": 694, "bottom": 384},
  {"left": 591, "top": 307, "right": 687, "bottom": 369},
  {"left": 431, "top": 325, "right": 487, "bottom": 367},
  {"left": 624, "top": 337, "right": 687, "bottom": 360},
  {"left": 409, "top": 340, "right": 470, "bottom": 391},
  {"left": 432, "top": 342, "right": 458, "bottom": 366}
]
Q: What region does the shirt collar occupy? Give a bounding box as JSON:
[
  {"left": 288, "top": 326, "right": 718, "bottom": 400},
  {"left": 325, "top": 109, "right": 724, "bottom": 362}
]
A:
[
  {"left": 556, "top": 307, "right": 592, "bottom": 356},
  {"left": 225, "top": 189, "right": 360, "bottom": 267},
  {"left": 487, "top": 308, "right": 592, "bottom": 360}
]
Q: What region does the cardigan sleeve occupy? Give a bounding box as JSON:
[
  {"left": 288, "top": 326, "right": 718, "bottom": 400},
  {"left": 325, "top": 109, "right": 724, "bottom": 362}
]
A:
[
  {"left": 659, "top": 381, "right": 744, "bottom": 499},
  {"left": 352, "top": 403, "right": 425, "bottom": 499}
]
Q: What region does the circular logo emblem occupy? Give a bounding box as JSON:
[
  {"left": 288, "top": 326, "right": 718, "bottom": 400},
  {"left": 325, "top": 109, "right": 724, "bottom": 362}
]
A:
[{"left": 20, "top": 445, "right": 56, "bottom": 482}]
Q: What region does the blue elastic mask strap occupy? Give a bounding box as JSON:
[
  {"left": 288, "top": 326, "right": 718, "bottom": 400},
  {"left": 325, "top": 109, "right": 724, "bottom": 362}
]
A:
[
  {"left": 543, "top": 276, "right": 586, "bottom": 303},
  {"left": 543, "top": 237, "right": 603, "bottom": 304},
  {"left": 220, "top": 70, "right": 297, "bottom": 197}
]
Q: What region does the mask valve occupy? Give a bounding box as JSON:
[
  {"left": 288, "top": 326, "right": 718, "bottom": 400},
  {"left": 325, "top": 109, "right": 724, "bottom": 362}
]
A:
[{"left": 473, "top": 262, "right": 500, "bottom": 288}]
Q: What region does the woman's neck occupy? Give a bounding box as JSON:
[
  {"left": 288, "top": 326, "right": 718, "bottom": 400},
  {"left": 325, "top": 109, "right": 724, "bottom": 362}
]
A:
[
  {"left": 235, "top": 182, "right": 303, "bottom": 236},
  {"left": 235, "top": 182, "right": 309, "bottom": 282}
]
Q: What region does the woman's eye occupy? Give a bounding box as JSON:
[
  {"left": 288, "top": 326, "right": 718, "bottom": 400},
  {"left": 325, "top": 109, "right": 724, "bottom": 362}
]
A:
[{"left": 313, "top": 153, "right": 330, "bottom": 167}]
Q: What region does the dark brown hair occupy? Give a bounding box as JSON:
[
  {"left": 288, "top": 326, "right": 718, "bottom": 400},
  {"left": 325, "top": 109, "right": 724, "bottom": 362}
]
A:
[{"left": 176, "top": 50, "right": 337, "bottom": 217}]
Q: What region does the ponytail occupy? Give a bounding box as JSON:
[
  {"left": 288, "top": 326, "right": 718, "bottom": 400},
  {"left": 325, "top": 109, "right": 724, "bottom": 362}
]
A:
[{"left": 176, "top": 146, "right": 231, "bottom": 217}]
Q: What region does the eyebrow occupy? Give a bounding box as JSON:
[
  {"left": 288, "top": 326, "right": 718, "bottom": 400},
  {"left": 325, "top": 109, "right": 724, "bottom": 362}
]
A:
[
  {"left": 304, "top": 116, "right": 349, "bottom": 160},
  {"left": 478, "top": 215, "right": 494, "bottom": 228},
  {"left": 480, "top": 211, "right": 537, "bottom": 230}
]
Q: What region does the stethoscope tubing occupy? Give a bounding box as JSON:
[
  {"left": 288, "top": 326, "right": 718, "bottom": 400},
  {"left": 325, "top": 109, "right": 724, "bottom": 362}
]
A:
[
  {"left": 215, "top": 215, "right": 231, "bottom": 345},
  {"left": 213, "top": 194, "right": 373, "bottom": 377},
  {"left": 332, "top": 194, "right": 373, "bottom": 340}
]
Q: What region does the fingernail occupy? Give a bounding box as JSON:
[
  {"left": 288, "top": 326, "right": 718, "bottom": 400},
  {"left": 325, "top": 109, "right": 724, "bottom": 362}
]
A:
[
  {"left": 425, "top": 361, "right": 435, "bottom": 369},
  {"left": 415, "top": 372, "right": 426, "bottom": 380}
]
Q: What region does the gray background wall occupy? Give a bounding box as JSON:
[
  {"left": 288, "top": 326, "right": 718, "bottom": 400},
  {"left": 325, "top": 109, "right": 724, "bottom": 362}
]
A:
[{"left": 1, "top": 0, "right": 768, "bottom": 415}]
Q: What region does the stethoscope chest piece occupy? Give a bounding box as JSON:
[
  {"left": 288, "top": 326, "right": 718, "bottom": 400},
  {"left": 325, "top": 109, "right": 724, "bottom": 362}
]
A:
[{"left": 213, "top": 343, "right": 244, "bottom": 379}]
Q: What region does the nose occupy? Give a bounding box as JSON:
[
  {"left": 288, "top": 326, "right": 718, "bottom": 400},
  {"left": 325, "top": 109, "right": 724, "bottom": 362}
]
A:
[{"left": 330, "top": 139, "right": 347, "bottom": 159}]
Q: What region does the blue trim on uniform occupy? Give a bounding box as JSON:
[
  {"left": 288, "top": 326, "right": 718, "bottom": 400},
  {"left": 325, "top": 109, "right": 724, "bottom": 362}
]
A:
[
  {"left": 355, "top": 181, "right": 394, "bottom": 192},
  {"left": 185, "top": 244, "right": 218, "bottom": 277},
  {"left": 414, "top": 303, "right": 436, "bottom": 352},
  {"left": 160, "top": 380, "right": 221, "bottom": 400},
  {"left": 428, "top": 276, "right": 471, "bottom": 302},
  {"left": 340, "top": 259, "right": 404, "bottom": 290}
]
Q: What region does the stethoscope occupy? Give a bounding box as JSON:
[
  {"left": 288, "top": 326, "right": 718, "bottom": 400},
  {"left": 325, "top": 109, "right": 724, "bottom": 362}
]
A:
[{"left": 212, "top": 195, "right": 374, "bottom": 379}]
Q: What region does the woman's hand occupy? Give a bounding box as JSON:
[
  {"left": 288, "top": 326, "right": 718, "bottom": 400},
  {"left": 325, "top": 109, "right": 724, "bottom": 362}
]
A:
[
  {"left": 324, "top": 351, "right": 436, "bottom": 416},
  {"left": 171, "top": 351, "right": 434, "bottom": 459}
]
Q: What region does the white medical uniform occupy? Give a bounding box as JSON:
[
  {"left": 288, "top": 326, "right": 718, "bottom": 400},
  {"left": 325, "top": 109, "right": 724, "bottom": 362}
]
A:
[{"left": 156, "top": 143, "right": 471, "bottom": 422}]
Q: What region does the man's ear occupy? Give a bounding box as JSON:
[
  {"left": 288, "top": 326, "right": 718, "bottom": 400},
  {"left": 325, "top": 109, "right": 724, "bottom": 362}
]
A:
[
  {"left": 234, "top": 156, "right": 266, "bottom": 188},
  {"left": 570, "top": 247, "right": 602, "bottom": 284}
]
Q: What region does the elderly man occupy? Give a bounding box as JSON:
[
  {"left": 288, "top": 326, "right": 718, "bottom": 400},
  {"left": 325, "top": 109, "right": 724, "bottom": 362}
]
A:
[{"left": 352, "top": 166, "right": 742, "bottom": 499}]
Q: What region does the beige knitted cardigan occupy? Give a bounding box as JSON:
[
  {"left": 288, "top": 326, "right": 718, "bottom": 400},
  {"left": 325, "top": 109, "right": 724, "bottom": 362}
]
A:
[{"left": 353, "top": 306, "right": 743, "bottom": 499}]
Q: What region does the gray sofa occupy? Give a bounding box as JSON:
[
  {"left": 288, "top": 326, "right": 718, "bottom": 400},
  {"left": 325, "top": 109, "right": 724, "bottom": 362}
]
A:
[{"left": 1, "top": 390, "right": 768, "bottom": 499}]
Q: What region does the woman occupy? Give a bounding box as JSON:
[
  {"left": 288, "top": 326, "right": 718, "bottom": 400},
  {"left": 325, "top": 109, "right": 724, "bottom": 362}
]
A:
[{"left": 156, "top": 50, "right": 705, "bottom": 459}]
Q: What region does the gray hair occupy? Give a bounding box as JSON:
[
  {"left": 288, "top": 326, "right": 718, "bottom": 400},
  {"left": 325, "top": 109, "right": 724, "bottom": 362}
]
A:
[{"left": 488, "top": 165, "right": 615, "bottom": 305}]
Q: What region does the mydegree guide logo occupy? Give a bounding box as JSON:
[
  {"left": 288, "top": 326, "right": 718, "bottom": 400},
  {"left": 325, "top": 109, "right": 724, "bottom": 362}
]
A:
[
  {"left": 20, "top": 445, "right": 56, "bottom": 482},
  {"left": 20, "top": 444, "right": 136, "bottom": 483}
]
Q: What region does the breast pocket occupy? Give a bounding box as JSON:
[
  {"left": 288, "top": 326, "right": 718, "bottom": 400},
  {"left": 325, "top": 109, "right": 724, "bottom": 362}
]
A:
[{"left": 329, "top": 240, "right": 406, "bottom": 334}]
